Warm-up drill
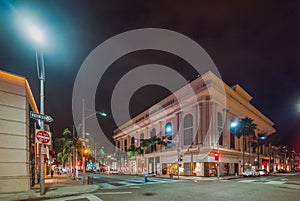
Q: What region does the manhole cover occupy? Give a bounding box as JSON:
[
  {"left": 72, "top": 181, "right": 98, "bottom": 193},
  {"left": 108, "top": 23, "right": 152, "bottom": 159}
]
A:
[{"left": 143, "top": 192, "right": 156, "bottom": 196}]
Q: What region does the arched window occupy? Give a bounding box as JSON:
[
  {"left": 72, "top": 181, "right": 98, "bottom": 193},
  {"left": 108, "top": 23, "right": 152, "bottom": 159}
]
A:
[
  {"left": 124, "top": 139, "right": 127, "bottom": 152},
  {"left": 140, "top": 133, "right": 144, "bottom": 144},
  {"left": 230, "top": 119, "right": 236, "bottom": 149},
  {"left": 165, "top": 122, "right": 173, "bottom": 140},
  {"left": 165, "top": 123, "right": 173, "bottom": 135},
  {"left": 184, "top": 114, "right": 193, "bottom": 146},
  {"left": 131, "top": 136, "right": 135, "bottom": 145},
  {"left": 150, "top": 128, "right": 156, "bottom": 152},
  {"left": 218, "top": 112, "right": 223, "bottom": 145},
  {"left": 151, "top": 128, "right": 156, "bottom": 137}
]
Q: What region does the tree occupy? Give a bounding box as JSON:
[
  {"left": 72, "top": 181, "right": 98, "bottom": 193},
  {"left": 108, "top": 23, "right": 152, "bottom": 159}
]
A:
[
  {"left": 251, "top": 132, "right": 269, "bottom": 169},
  {"left": 236, "top": 117, "right": 257, "bottom": 172},
  {"left": 127, "top": 144, "right": 143, "bottom": 157},
  {"left": 55, "top": 128, "right": 83, "bottom": 173},
  {"left": 140, "top": 135, "right": 167, "bottom": 153},
  {"left": 125, "top": 136, "right": 168, "bottom": 174}
]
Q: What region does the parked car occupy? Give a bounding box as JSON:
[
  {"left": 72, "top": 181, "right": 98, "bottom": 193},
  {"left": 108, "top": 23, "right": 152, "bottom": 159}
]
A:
[
  {"left": 243, "top": 169, "right": 259, "bottom": 177},
  {"left": 256, "top": 169, "right": 269, "bottom": 176},
  {"left": 277, "top": 169, "right": 287, "bottom": 173}
]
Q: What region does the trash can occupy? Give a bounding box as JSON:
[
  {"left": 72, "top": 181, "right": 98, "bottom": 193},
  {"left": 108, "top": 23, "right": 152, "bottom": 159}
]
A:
[{"left": 87, "top": 176, "right": 93, "bottom": 184}]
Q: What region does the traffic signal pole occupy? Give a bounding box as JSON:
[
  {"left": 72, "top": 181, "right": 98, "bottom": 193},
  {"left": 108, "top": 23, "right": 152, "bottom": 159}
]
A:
[
  {"left": 37, "top": 50, "right": 45, "bottom": 195},
  {"left": 217, "top": 147, "right": 220, "bottom": 179}
]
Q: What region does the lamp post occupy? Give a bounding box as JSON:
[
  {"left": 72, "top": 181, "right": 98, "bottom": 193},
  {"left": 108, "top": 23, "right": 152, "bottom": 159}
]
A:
[
  {"left": 81, "top": 99, "right": 107, "bottom": 183},
  {"left": 30, "top": 26, "right": 46, "bottom": 195},
  {"left": 230, "top": 120, "right": 239, "bottom": 174},
  {"left": 216, "top": 130, "right": 221, "bottom": 179}
]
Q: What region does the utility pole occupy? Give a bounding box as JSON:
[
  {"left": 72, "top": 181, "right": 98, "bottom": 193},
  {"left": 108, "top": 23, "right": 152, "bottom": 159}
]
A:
[
  {"left": 177, "top": 131, "right": 181, "bottom": 180},
  {"left": 82, "top": 99, "right": 86, "bottom": 183}
]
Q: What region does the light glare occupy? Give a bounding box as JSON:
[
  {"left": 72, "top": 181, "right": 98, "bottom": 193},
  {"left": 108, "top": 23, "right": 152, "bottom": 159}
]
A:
[
  {"left": 29, "top": 26, "right": 43, "bottom": 42},
  {"left": 230, "top": 121, "right": 238, "bottom": 128}
]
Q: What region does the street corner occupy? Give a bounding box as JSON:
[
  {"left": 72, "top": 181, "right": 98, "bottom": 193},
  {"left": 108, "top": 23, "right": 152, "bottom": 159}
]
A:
[
  {"left": 44, "top": 184, "right": 100, "bottom": 198},
  {"left": 0, "top": 190, "right": 42, "bottom": 201},
  {"left": 46, "top": 193, "right": 103, "bottom": 201}
]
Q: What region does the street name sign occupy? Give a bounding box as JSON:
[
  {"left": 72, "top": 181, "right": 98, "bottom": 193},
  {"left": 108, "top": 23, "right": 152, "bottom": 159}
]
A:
[
  {"left": 30, "top": 111, "right": 53, "bottom": 122},
  {"left": 35, "top": 129, "right": 52, "bottom": 145}
]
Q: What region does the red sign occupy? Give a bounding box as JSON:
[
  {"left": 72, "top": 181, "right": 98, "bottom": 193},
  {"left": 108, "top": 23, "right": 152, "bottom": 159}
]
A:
[{"left": 35, "top": 129, "right": 52, "bottom": 145}]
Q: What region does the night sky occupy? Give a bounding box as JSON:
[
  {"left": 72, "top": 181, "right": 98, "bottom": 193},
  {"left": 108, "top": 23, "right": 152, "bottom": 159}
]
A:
[{"left": 1, "top": 0, "right": 300, "bottom": 152}]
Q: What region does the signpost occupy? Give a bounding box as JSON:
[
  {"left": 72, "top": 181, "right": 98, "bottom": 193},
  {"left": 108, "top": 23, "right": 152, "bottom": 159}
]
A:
[
  {"left": 30, "top": 111, "right": 53, "bottom": 122},
  {"left": 30, "top": 112, "right": 53, "bottom": 195},
  {"left": 35, "top": 129, "right": 52, "bottom": 145}
]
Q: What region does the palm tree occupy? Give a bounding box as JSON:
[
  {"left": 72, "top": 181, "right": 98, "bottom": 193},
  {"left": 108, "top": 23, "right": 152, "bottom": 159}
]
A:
[
  {"left": 127, "top": 144, "right": 143, "bottom": 157},
  {"left": 251, "top": 132, "right": 269, "bottom": 169},
  {"left": 55, "top": 128, "right": 83, "bottom": 174},
  {"left": 141, "top": 136, "right": 167, "bottom": 153},
  {"left": 236, "top": 117, "right": 257, "bottom": 172},
  {"left": 139, "top": 136, "right": 167, "bottom": 174}
]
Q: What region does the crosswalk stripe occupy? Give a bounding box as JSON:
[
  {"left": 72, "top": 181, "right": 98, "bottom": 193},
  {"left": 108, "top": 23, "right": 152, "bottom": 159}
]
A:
[
  {"left": 116, "top": 181, "right": 137, "bottom": 186},
  {"left": 237, "top": 180, "right": 287, "bottom": 185},
  {"left": 98, "top": 178, "right": 177, "bottom": 189},
  {"left": 100, "top": 183, "right": 118, "bottom": 188},
  {"left": 265, "top": 181, "right": 285, "bottom": 185},
  {"left": 239, "top": 180, "right": 256, "bottom": 183}
]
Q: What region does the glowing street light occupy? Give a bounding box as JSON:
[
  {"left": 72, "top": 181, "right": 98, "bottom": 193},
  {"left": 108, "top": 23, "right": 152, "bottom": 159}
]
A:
[
  {"left": 29, "top": 25, "right": 46, "bottom": 195},
  {"left": 230, "top": 121, "right": 238, "bottom": 128},
  {"left": 82, "top": 99, "right": 107, "bottom": 183},
  {"left": 29, "top": 26, "right": 43, "bottom": 42}
]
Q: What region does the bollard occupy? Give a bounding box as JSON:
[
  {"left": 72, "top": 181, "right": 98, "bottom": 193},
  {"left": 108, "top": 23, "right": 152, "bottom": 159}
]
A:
[{"left": 87, "top": 176, "right": 93, "bottom": 184}]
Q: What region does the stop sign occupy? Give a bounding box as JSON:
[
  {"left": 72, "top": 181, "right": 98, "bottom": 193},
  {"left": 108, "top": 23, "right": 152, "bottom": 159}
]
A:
[{"left": 36, "top": 130, "right": 52, "bottom": 145}]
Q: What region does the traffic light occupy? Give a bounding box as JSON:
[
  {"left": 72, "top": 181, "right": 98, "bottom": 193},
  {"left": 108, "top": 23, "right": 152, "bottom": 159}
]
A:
[
  {"left": 162, "top": 136, "right": 168, "bottom": 143},
  {"left": 214, "top": 151, "right": 219, "bottom": 161},
  {"left": 179, "top": 155, "right": 183, "bottom": 162},
  {"left": 214, "top": 162, "right": 219, "bottom": 168}
]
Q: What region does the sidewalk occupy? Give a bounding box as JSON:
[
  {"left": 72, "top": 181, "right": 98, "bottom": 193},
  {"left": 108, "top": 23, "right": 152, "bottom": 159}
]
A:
[{"left": 0, "top": 174, "right": 99, "bottom": 201}]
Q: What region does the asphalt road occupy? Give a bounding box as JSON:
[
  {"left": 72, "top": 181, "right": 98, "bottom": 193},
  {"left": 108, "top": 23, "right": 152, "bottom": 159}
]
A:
[
  {"left": 48, "top": 173, "right": 300, "bottom": 201},
  {"left": 93, "top": 173, "right": 300, "bottom": 201}
]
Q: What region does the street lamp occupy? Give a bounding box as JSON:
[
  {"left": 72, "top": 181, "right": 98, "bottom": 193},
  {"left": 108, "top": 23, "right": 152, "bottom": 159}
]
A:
[
  {"left": 30, "top": 26, "right": 46, "bottom": 195},
  {"left": 230, "top": 120, "right": 239, "bottom": 174},
  {"left": 230, "top": 121, "right": 238, "bottom": 128},
  {"left": 82, "top": 99, "right": 107, "bottom": 183}
]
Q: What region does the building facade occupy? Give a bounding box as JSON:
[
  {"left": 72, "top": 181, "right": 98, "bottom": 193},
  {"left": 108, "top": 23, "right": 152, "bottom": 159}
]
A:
[
  {"left": 0, "top": 71, "right": 38, "bottom": 192},
  {"left": 113, "top": 71, "right": 276, "bottom": 176}
]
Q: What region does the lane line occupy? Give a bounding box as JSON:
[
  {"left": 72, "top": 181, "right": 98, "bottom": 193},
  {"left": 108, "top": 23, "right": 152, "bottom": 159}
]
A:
[{"left": 96, "top": 192, "right": 133, "bottom": 195}]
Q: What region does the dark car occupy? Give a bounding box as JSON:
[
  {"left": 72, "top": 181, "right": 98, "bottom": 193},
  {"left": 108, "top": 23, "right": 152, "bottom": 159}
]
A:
[{"left": 277, "top": 169, "right": 287, "bottom": 173}]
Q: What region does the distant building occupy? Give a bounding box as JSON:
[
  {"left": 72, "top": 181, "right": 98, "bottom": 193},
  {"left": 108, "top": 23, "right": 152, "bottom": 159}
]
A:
[
  {"left": 0, "top": 70, "right": 46, "bottom": 192},
  {"left": 113, "top": 71, "right": 276, "bottom": 176}
]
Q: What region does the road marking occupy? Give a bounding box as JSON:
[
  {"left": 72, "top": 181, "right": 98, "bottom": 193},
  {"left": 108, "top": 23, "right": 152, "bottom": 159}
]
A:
[
  {"left": 239, "top": 180, "right": 256, "bottom": 183},
  {"left": 46, "top": 194, "right": 102, "bottom": 201},
  {"left": 96, "top": 192, "right": 132, "bottom": 195},
  {"left": 130, "top": 186, "right": 141, "bottom": 188},
  {"left": 99, "top": 183, "right": 118, "bottom": 188},
  {"left": 265, "top": 181, "right": 285, "bottom": 185}
]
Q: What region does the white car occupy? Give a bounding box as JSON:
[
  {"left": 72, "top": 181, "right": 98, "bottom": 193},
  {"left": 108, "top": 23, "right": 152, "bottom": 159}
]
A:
[
  {"left": 243, "top": 169, "right": 259, "bottom": 177},
  {"left": 256, "top": 169, "right": 269, "bottom": 176}
]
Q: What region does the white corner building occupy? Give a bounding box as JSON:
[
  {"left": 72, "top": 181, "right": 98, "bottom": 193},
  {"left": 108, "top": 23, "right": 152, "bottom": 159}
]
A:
[{"left": 113, "top": 71, "right": 276, "bottom": 177}]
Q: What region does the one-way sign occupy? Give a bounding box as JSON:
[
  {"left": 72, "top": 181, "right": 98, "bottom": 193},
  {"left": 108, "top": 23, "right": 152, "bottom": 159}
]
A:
[{"left": 30, "top": 111, "right": 53, "bottom": 122}]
